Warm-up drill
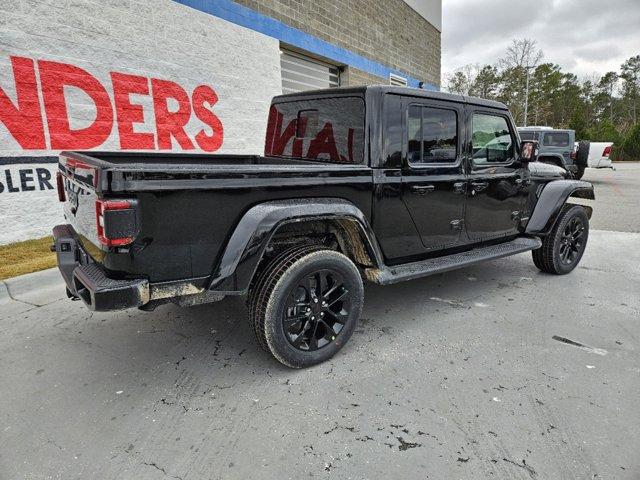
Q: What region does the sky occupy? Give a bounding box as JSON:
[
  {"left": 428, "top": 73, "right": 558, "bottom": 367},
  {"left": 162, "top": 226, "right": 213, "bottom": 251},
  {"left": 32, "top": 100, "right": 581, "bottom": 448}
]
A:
[{"left": 441, "top": 0, "right": 640, "bottom": 81}]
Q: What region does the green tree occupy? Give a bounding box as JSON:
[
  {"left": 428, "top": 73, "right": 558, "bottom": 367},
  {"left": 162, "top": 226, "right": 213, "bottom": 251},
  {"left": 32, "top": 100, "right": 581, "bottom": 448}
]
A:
[
  {"left": 444, "top": 43, "right": 640, "bottom": 141},
  {"left": 619, "top": 123, "right": 640, "bottom": 160},
  {"left": 496, "top": 66, "right": 526, "bottom": 124},
  {"left": 528, "top": 63, "right": 565, "bottom": 126},
  {"left": 587, "top": 120, "right": 622, "bottom": 144},
  {"left": 447, "top": 70, "right": 472, "bottom": 95},
  {"left": 598, "top": 71, "right": 619, "bottom": 123},
  {"left": 620, "top": 55, "right": 640, "bottom": 125},
  {"left": 569, "top": 105, "right": 589, "bottom": 140},
  {"left": 469, "top": 65, "right": 499, "bottom": 99}
]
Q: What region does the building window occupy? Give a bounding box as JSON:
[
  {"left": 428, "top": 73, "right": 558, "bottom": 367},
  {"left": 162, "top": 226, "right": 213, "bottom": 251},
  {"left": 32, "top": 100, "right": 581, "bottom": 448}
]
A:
[
  {"left": 390, "top": 73, "right": 408, "bottom": 86},
  {"left": 280, "top": 50, "right": 340, "bottom": 94}
]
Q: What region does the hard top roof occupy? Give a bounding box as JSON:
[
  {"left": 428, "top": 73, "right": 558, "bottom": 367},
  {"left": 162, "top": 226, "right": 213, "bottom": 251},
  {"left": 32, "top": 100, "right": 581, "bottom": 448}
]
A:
[{"left": 273, "top": 85, "right": 509, "bottom": 110}]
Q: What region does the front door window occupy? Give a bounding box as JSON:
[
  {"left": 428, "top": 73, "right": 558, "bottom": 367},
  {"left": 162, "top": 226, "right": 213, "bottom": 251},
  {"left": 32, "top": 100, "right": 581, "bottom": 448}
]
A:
[{"left": 471, "top": 114, "right": 514, "bottom": 165}]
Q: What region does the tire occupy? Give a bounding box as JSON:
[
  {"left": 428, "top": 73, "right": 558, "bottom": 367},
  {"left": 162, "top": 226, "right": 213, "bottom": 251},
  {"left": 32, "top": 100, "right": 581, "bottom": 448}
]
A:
[
  {"left": 532, "top": 205, "right": 589, "bottom": 275},
  {"left": 249, "top": 248, "right": 364, "bottom": 368},
  {"left": 247, "top": 244, "right": 323, "bottom": 352},
  {"left": 573, "top": 166, "right": 586, "bottom": 180},
  {"left": 575, "top": 141, "right": 590, "bottom": 167}
]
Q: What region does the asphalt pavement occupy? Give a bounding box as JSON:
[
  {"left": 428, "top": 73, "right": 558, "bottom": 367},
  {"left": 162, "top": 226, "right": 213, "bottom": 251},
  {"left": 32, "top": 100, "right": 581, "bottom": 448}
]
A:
[
  {"left": 582, "top": 162, "right": 640, "bottom": 232},
  {"left": 1, "top": 163, "right": 639, "bottom": 480}
]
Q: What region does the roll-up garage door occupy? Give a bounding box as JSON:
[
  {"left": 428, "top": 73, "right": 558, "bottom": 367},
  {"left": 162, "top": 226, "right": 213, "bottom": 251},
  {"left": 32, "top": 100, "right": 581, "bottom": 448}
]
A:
[{"left": 281, "top": 50, "right": 340, "bottom": 94}]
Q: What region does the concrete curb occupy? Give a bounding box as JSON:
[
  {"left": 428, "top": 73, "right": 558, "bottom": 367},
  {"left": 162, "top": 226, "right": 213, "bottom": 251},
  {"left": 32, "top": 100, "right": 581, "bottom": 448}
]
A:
[
  {"left": 0, "top": 281, "right": 10, "bottom": 304},
  {"left": 3, "top": 268, "right": 65, "bottom": 307}
]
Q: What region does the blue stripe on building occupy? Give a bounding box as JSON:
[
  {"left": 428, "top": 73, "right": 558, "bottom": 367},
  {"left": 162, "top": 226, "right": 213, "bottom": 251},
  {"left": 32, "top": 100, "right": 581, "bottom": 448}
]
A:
[{"left": 174, "top": 0, "right": 438, "bottom": 91}]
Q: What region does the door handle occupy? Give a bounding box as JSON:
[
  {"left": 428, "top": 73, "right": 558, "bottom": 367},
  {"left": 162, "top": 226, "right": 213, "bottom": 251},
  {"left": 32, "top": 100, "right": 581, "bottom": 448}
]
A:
[
  {"left": 411, "top": 184, "right": 435, "bottom": 195},
  {"left": 450, "top": 219, "right": 464, "bottom": 231},
  {"left": 471, "top": 181, "right": 489, "bottom": 193},
  {"left": 453, "top": 182, "right": 466, "bottom": 194}
]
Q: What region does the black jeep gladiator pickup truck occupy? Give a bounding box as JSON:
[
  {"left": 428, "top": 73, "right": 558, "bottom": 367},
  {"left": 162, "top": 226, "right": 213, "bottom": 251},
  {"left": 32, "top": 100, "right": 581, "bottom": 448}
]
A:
[{"left": 53, "top": 86, "right": 594, "bottom": 368}]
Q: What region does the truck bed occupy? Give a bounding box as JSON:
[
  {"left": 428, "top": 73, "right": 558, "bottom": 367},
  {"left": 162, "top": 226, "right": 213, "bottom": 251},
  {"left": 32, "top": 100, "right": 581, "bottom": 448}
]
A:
[
  {"left": 57, "top": 151, "right": 373, "bottom": 283},
  {"left": 63, "top": 151, "right": 319, "bottom": 169},
  {"left": 62, "top": 151, "right": 370, "bottom": 192}
]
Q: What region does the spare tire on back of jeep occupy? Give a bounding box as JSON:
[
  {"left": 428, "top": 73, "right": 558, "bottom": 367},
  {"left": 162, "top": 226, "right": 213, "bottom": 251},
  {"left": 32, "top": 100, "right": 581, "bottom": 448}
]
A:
[
  {"left": 573, "top": 141, "right": 590, "bottom": 179},
  {"left": 575, "top": 141, "right": 590, "bottom": 167}
]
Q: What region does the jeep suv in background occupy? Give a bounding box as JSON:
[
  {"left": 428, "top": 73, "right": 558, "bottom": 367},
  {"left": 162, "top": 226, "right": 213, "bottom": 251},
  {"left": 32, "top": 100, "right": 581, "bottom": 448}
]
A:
[
  {"left": 51, "top": 86, "right": 595, "bottom": 368},
  {"left": 517, "top": 126, "right": 588, "bottom": 178}
]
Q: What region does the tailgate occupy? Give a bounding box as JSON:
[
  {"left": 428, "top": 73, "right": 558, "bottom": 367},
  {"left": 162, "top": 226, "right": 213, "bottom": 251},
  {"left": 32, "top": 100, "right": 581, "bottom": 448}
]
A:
[
  {"left": 58, "top": 153, "right": 140, "bottom": 255},
  {"left": 58, "top": 155, "right": 101, "bottom": 248}
]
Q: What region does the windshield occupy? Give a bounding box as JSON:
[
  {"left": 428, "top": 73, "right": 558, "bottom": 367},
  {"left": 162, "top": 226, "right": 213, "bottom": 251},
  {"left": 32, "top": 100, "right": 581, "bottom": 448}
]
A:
[{"left": 265, "top": 96, "right": 365, "bottom": 164}]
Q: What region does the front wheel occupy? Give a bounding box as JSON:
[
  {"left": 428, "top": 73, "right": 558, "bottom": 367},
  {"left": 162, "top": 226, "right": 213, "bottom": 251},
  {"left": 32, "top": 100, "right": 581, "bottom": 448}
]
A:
[
  {"left": 532, "top": 205, "right": 589, "bottom": 274},
  {"left": 250, "top": 248, "right": 364, "bottom": 368}
]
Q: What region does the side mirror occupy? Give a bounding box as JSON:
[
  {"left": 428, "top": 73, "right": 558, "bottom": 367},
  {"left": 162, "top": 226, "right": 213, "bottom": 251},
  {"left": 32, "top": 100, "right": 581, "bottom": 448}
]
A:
[{"left": 520, "top": 140, "right": 539, "bottom": 163}]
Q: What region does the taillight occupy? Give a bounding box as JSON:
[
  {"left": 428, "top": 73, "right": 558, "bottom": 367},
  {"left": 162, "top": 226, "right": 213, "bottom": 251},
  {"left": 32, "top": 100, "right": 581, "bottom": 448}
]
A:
[
  {"left": 96, "top": 199, "right": 135, "bottom": 247},
  {"left": 570, "top": 149, "right": 576, "bottom": 160},
  {"left": 602, "top": 146, "right": 612, "bottom": 157},
  {"left": 56, "top": 172, "right": 66, "bottom": 202}
]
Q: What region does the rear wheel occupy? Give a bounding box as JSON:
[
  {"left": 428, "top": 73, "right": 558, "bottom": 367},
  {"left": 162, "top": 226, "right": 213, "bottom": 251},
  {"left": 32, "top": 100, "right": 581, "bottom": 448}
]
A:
[
  {"left": 532, "top": 205, "right": 589, "bottom": 274},
  {"left": 249, "top": 247, "right": 363, "bottom": 368}
]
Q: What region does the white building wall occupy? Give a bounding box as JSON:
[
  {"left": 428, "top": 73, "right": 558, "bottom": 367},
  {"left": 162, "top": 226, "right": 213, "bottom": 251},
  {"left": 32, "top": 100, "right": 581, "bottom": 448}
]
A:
[{"left": 0, "top": 0, "right": 282, "bottom": 244}]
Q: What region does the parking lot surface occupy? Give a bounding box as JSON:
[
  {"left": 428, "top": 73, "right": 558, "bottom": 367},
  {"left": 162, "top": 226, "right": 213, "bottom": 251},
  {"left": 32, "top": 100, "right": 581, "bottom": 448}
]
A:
[
  {"left": 583, "top": 162, "right": 640, "bottom": 232},
  {"left": 1, "top": 163, "right": 639, "bottom": 479}
]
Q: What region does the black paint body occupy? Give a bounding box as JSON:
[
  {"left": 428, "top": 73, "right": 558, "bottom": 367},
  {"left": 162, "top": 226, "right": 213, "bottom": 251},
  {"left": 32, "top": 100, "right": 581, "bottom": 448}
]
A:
[{"left": 53, "top": 86, "right": 594, "bottom": 311}]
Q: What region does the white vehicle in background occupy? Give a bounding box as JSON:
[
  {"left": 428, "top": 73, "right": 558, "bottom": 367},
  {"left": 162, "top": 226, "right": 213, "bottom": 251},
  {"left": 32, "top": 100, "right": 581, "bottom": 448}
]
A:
[{"left": 576, "top": 142, "right": 615, "bottom": 170}]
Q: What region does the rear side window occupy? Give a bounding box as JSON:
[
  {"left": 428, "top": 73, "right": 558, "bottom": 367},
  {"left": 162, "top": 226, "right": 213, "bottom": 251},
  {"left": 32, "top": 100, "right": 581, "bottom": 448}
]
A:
[
  {"left": 407, "top": 105, "right": 458, "bottom": 164},
  {"left": 472, "top": 114, "right": 514, "bottom": 164},
  {"left": 542, "top": 132, "right": 570, "bottom": 147},
  {"left": 519, "top": 131, "right": 538, "bottom": 141},
  {"left": 265, "top": 97, "right": 365, "bottom": 164}
]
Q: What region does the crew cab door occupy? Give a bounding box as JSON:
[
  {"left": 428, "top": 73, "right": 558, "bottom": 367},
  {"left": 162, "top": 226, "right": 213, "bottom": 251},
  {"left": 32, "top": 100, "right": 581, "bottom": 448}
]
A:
[
  {"left": 465, "top": 109, "right": 527, "bottom": 241},
  {"left": 400, "top": 99, "right": 467, "bottom": 250}
]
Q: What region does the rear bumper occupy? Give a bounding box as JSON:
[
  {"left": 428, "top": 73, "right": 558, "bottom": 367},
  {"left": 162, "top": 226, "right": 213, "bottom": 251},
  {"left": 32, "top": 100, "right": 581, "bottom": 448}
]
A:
[
  {"left": 52, "top": 224, "right": 149, "bottom": 311},
  {"left": 591, "top": 157, "right": 613, "bottom": 168}
]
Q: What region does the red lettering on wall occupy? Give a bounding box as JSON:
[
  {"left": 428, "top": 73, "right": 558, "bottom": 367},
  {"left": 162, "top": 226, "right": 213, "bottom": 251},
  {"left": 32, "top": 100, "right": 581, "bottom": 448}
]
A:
[
  {"left": 307, "top": 123, "right": 340, "bottom": 161},
  {"left": 265, "top": 105, "right": 296, "bottom": 156},
  {"left": 111, "top": 72, "right": 155, "bottom": 150},
  {"left": 151, "top": 79, "right": 194, "bottom": 150},
  {"left": 1, "top": 54, "right": 226, "bottom": 152},
  {"left": 0, "top": 56, "right": 46, "bottom": 149},
  {"left": 192, "top": 85, "right": 223, "bottom": 152},
  {"left": 291, "top": 112, "right": 304, "bottom": 157},
  {"left": 39, "top": 60, "right": 114, "bottom": 150}
]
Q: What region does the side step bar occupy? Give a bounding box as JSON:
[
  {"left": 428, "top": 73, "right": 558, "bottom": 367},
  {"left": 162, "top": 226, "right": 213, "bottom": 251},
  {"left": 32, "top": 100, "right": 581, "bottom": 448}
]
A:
[{"left": 366, "top": 237, "right": 542, "bottom": 285}]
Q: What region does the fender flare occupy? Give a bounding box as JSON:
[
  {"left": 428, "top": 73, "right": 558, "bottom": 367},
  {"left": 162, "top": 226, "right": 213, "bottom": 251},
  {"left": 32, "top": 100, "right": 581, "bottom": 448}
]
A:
[
  {"left": 525, "top": 180, "right": 595, "bottom": 235},
  {"left": 208, "top": 198, "right": 384, "bottom": 293},
  {"left": 537, "top": 153, "right": 567, "bottom": 169}
]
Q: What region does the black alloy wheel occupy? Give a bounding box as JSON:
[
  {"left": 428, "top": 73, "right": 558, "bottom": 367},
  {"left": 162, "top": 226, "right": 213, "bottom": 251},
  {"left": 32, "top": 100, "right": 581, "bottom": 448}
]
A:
[
  {"left": 558, "top": 216, "right": 586, "bottom": 265},
  {"left": 282, "top": 269, "right": 351, "bottom": 352},
  {"left": 249, "top": 247, "right": 363, "bottom": 368},
  {"left": 532, "top": 204, "right": 589, "bottom": 275}
]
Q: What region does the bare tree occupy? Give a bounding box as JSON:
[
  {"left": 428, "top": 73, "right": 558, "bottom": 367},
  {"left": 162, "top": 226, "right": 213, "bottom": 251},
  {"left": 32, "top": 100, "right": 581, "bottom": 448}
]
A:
[
  {"left": 500, "top": 38, "right": 544, "bottom": 70},
  {"left": 500, "top": 39, "right": 544, "bottom": 126}
]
